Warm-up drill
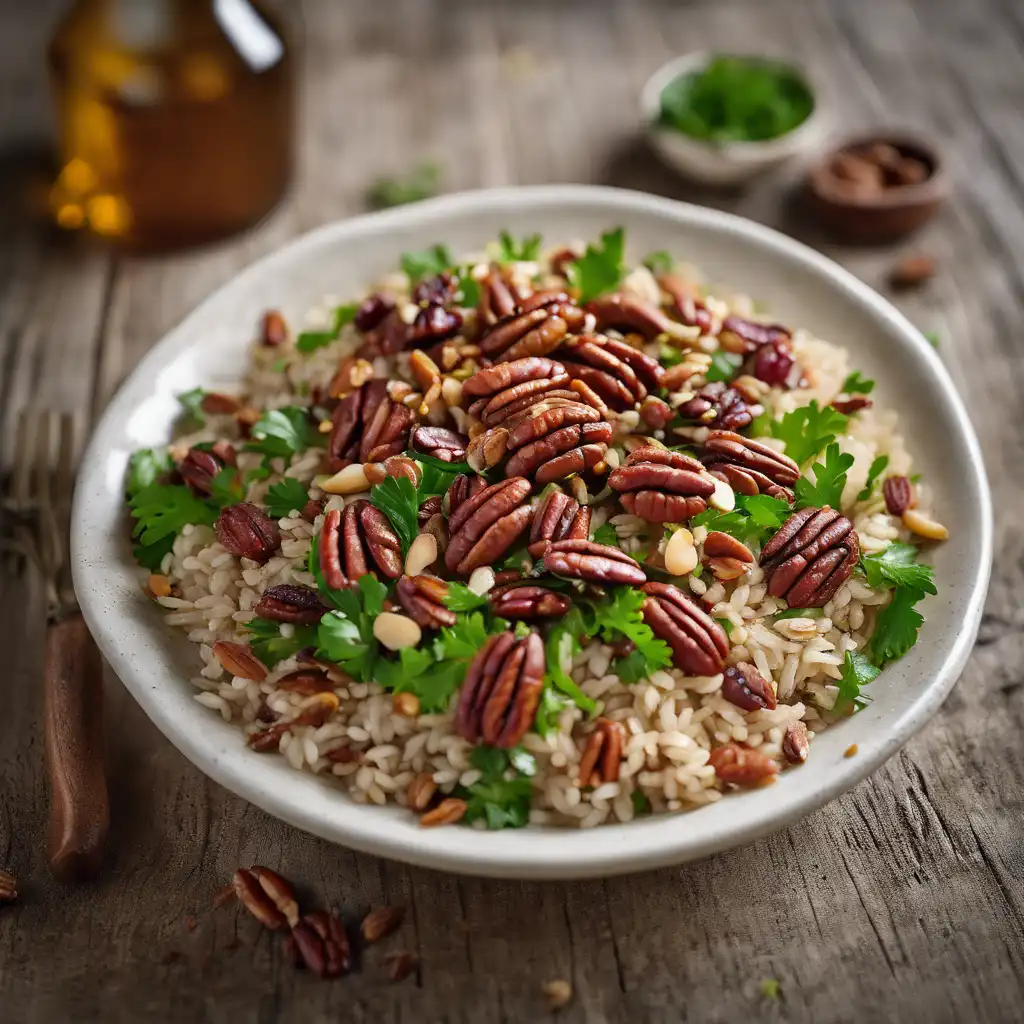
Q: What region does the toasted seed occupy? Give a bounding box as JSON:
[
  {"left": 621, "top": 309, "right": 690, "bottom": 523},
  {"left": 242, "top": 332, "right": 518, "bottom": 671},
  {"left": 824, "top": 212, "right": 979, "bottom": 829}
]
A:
[
  {"left": 148, "top": 573, "right": 172, "bottom": 597},
  {"left": 708, "top": 476, "right": 736, "bottom": 512},
  {"left": 844, "top": 743, "right": 859, "bottom": 758},
  {"left": 212, "top": 641, "right": 268, "bottom": 681},
  {"left": 404, "top": 533, "right": 438, "bottom": 577},
  {"left": 392, "top": 692, "right": 420, "bottom": 717},
  {"left": 361, "top": 905, "right": 406, "bottom": 943},
  {"left": 664, "top": 527, "right": 698, "bottom": 576},
  {"left": 373, "top": 612, "right": 423, "bottom": 651},
  {"left": 320, "top": 463, "right": 371, "bottom": 495},
  {"left": 902, "top": 508, "right": 948, "bottom": 540},
  {"left": 406, "top": 772, "right": 438, "bottom": 811},
  {"left": 468, "top": 566, "right": 496, "bottom": 595},
  {"left": 419, "top": 797, "right": 468, "bottom": 827},
  {"left": 543, "top": 979, "right": 574, "bottom": 1011}
]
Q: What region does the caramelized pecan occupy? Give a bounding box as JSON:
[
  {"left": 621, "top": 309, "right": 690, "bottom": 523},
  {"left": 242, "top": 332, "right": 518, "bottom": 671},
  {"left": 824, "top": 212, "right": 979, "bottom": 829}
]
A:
[
  {"left": 396, "top": 575, "right": 457, "bottom": 629},
  {"left": 722, "top": 662, "right": 777, "bottom": 711},
  {"left": 640, "top": 581, "right": 729, "bottom": 676},
  {"left": 883, "top": 475, "right": 916, "bottom": 515},
  {"left": 585, "top": 294, "right": 682, "bottom": 340},
  {"left": 527, "top": 490, "right": 591, "bottom": 557},
  {"left": 455, "top": 631, "right": 545, "bottom": 748},
  {"left": 700, "top": 430, "right": 799, "bottom": 501},
  {"left": 759, "top": 506, "right": 860, "bottom": 608},
  {"left": 419, "top": 798, "right": 468, "bottom": 827},
  {"left": 216, "top": 502, "right": 281, "bottom": 564},
  {"left": 178, "top": 447, "right": 222, "bottom": 495},
  {"left": 254, "top": 584, "right": 328, "bottom": 624},
  {"left": 559, "top": 334, "right": 663, "bottom": 411},
  {"left": 490, "top": 584, "right": 571, "bottom": 620},
  {"left": 463, "top": 357, "right": 570, "bottom": 426},
  {"left": 544, "top": 539, "right": 646, "bottom": 586},
  {"left": 319, "top": 501, "right": 403, "bottom": 588},
  {"left": 445, "top": 477, "right": 534, "bottom": 575},
  {"left": 708, "top": 743, "right": 779, "bottom": 787},
  {"left": 677, "top": 381, "right": 763, "bottom": 432},
  {"left": 575, "top": 718, "right": 626, "bottom": 786},
  {"left": 328, "top": 379, "right": 415, "bottom": 469},
  {"left": 608, "top": 446, "right": 716, "bottom": 523},
  {"left": 480, "top": 297, "right": 586, "bottom": 362},
  {"left": 504, "top": 418, "right": 612, "bottom": 484},
  {"left": 411, "top": 424, "right": 469, "bottom": 462}
]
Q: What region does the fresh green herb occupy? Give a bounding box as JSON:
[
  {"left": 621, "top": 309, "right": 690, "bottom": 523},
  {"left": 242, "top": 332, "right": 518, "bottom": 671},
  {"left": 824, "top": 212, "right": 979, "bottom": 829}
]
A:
[
  {"left": 544, "top": 613, "right": 599, "bottom": 715},
  {"left": 690, "top": 493, "right": 790, "bottom": 547},
  {"left": 129, "top": 484, "right": 217, "bottom": 570},
  {"left": 412, "top": 453, "right": 469, "bottom": 497},
  {"left": 706, "top": 350, "right": 743, "bottom": 383},
  {"left": 691, "top": 563, "right": 703, "bottom": 578},
  {"left": 443, "top": 582, "right": 490, "bottom": 612},
  {"left": 856, "top": 454, "right": 890, "bottom": 503},
  {"left": 296, "top": 304, "right": 358, "bottom": 353},
  {"left": 270, "top": 356, "right": 290, "bottom": 373},
  {"left": 366, "top": 163, "right": 439, "bottom": 210},
  {"left": 867, "top": 587, "right": 926, "bottom": 667},
  {"left": 369, "top": 475, "right": 419, "bottom": 555},
  {"left": 769, "top": 401, "right": 848, "bottom": 467},
  {"left": 834, "top": 650, "right": 881, "bottom": 713},
  {"left": 841, "top": 370, "right": 875, "bottom": 395},
  {"left": 567, "top": 227, "right": 625, "bottom": 304},
  {"left": 630, "top": 790, "right": 651, "bottom": 816},
  {"left": 534, "top": 687, "right": 572, "bottom": 739},
  {"left": 453, "top": 269, "right": 481, "bottom": 308},
  {"left": 613, "top": 648, "right": 654, "bottom": 684},
  {"left": 264, "top": 478, "right": 310, "bottom": 519},
  {"left": 657, "top": 56, "right": 814, "bottom": 143},
  {"left": 246, "top": 407, "right": 312, "bottom": 461},
  {"left": 715, "top": 617, "right": 735, "bottom": 638},
  {"left": 459, "top": 746, "right": 535, "bottom": 830},
  {"left": 748, "top": 408, "right": 775, "bottom": 437},
  {"left": 794, "top": 443, "right": 855, "bottom": 509},
  {"left": 314, "top": 576, "right": 388, "bottom": 682},
  {"left": 401, "top": 244, "right": 453, "bottom": 283},
  {"left": 760, "top": 978, "right": 783, "bottom": 1001},
  {"left": 576, "top": 588, "right": 673, "bottom": 683},
  {"left": 126, "top": 449, "right": 173, "bottom": 496},
  {"left": 178, "top": 387, "right": 207, "bottom": 426},
  {"left": 739, "top": 493, "right": 791, "bottom": 534},
  {"left": 923, "top": 330, "right": 940, "bottom": 349},
  {"left": 497, "top": 230, "right": 543, "bottom": 263},
  {"left": 659, "top": 342, "right": 685, "bottom": 368},
  {"left": 243, "top": 617, "right": 318, "bottom": 668},
  {"left": 375, "top": 648, "right": 466, "bottom": 712},
  {"left": 435, "top": 610, "right": 507, "bottom": 663},
  {"left": 860, "top": 543, "right": 936, "bottom": 596},
  {"left": 773, "top": 607, "right": 821, "bottom": 621},
  {"left": 209, "top": 468, "right": 246, "bottom": 508},
  {"left": 909, "top": 473, "right": 922, "bottom": 483},
  {"left": 591, "top": 522, "right": 621, "bottom": 548},
  {"left": 642, "top": 250, "right": 674, "bottom": 274}
]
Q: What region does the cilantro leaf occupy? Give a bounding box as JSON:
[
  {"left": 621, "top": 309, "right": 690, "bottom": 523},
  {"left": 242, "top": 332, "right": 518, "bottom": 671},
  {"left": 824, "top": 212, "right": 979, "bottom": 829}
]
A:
[
  {"left": 841, "top": 371, "right": 875, "bottom": 395},
  {"left": 591, "top": 522, "right": 621, "bottom": 548},
  {"left": 129, "top": 484, "right": 217, "bottom": 570},
  {"left": 868, "top": 588, "right": 926, "bottom": 667},
  {"left": 498, "top": 231, "right": 542, "bottom": 263},
  {"left": 313, "top": 576, "right": 387, "bottom": 682},
  {"left": 459, "top": 746, "right": 534, "bottom": 830},
  {"left": 296, "top": 304, "right": 357, "bottom": 353},
  {"left": 856, "top": 454, "right": 889, "bottom": 503},
  {"left": 265, "top": 478, "right": 310, "bottom": 519},
  {"left": 401, "top": 244, "right": 453, "bottom": 283},
  {"left": 366, "top": 163, "right": 439, "bottom": 210},
  {"left": 369, "top": 475, "right": 419, "bottom": 555},
  {"left": 243, "top": 618, "right": 318, "bottom": 668},
  {"left": 834, "top": 650, "right": 881, "bottom": 713},
  {"left": 178, "top": 387, "right": 207, "bottom": 426},
  {"left": 860, "top": 543, "right": 936, "bottom": 595},
  {"left": 246, "top": 407, "right": 312, "bottom": 460},
  {"left": 583, "top": 588, "right": 672, "bottom": 682},
  {"left": 642, "top": 250, "right": 674, "bottom": 273},
  {"left": 127, "top": 449, "right": 173, "bottom": 497},
  {"left": 794, "top": 443, "right": 854, "bottom": 509},
  {"left": 567, "top": 227, "right": 625, "bottom": 303},
  {"left": 209, "top": 468, "right": 247, "bottom": 507},
  {"left": 453, "top": 269, "right": 481, "bottom": 308},
  {"left": 706, "top": 350, "right": 743, "bottom": 383},
  {"left": 443, "top": 582, "right": 490, "bottom": 612},
  {"left": 769, "top": 401, "right": 849, "bottom": 466},
  {"left": 691, "top": 493, "right": 790, "bottom": 547}
]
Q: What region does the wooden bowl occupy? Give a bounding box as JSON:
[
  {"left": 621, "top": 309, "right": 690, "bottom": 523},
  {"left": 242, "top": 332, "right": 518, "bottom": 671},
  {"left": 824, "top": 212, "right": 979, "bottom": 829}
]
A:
[{"left": 806, "top": 134, "right": 950, "bottom": 243}]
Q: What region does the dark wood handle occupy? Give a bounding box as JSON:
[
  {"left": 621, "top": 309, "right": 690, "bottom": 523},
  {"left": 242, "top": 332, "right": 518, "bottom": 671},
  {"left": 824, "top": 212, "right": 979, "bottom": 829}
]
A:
[{"left": 43, "top": 613, "right": 109, "bottom": 883}]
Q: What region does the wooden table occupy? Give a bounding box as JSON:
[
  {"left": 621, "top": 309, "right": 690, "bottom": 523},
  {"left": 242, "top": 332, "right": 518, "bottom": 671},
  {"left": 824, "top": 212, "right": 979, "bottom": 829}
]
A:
[{"left": 2, "top": 1, "right": 1022, "bottom": 1020}]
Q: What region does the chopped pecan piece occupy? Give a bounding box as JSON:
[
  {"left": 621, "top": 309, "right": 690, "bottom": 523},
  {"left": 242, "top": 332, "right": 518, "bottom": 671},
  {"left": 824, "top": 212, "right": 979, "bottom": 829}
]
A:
[
  {"left": 527, "top": 490, "right": 591, "bottom": 557},
  {"left": 722, "top": 663, "right": 777, "bottom": 711},
  {"left": 178, "top": 447, "right": 222, "bottom": 496},
  {"left": 396, "top": 575, "right": 457, "bottom": 629},
  {"left": 455, "top": 631, "right": 545, "bottom": 748},
  {"left": 677, "top": 381, "right": 763, "bottom": 432},
  {"left": 406, "top": 772, "right": 439, "bottom": 811},
  {"left": 700, "top": 430, "right": 799, "bottom": 501},
  {"left": 319, "top": 501, "right": 403, "bottom": 588},
  {"left": 411, "top": 424, "right": 469, "bottom": 462},
  {"left": 254, "top": 584, "right": 328, "bottom": 624},
  {"left": 259, "top": 310, "right": 289, "bottom": 347},
  {"left": 640, "top": 581, "right": 729, "bottom": 676},
  {"left": 585, "top": 294, "right": 681, "bottom": 341},
  {"left": 559, "top": 334, "right": 663, "bottom": 411},
  {"left": 362, "top": 905, "right": 406, "bottom": 943},
  {"left": 575, "top": 718, "right": 626, "bottom": 786},
  {"left": 544, "top": 539, "right": 646, "bottom": 586},
  {"left": 328, "top": 379, "right": 415, "bottom": 469},
  {"left": 709, "top": 743, "right": 779, "bottom": 787},
  {"left": 490, "top": 584, "right": 571, "bottom": 620},
  {"left": 760, "top": 506, "right": 860, "bottom": 608},
  {"left": 883, "top": 475, "right": 916, "bottom": 515},
  {"left": 480, "top": 297, "right": 586, "bottom": 362},
  {"left": 782, "top": 721, "right": 810, "bottom": 764},
  {"left": 608, "top": 446, "right": 716, "bottom": 523},
  {"left": 216, "top": 503, "right": 281, "bottom": 564},
  {"left": 445, "top": 477, "right": 534, "bottom": 575}
]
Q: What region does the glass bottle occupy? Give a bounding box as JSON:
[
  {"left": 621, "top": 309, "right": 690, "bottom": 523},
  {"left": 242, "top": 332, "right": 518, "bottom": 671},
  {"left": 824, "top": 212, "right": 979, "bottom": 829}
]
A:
[{"left": 48, "top": 0, "right": 294, "bottom": 250}]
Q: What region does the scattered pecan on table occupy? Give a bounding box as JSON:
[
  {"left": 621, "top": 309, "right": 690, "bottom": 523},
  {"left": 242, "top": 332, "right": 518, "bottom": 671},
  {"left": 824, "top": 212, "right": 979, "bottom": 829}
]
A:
[
  {"left": 544, "top": 539, "right": 646, "bottom": 586},
  {"left": 700, "top": 429, "right": 800, "bottom": 502},
  {"left": 0, "top": 869, "right": 17, "bottom": 904},
  {"left": 455, "top": 631, "right": 545, "bottom": 748},
  {"left": 291, "top": 910, "right": 351, "bottom": 979},
  {"left": 328, "top": 378, "right": 416, "bottom": 469},
  {"left": 319, "top": 502, "right": 403, "bottom": 588},
  {"left": 215, "top": 502, "right": 281, "bottom": 564},
  {"left": 444, "top": 477, "right": 534, "bottom": 575},
  {"left": 640, "top": 581, "right": 729, "bottom": 677},
  {"left": 575, "top": 718, "right": 626, "bottom": 787},
  {"left": 608, "top": 445, "right": 716, "bottom": 523},
  {"left": 527, "top": 489, "right": 591, "bottom": 558},
  {"left": 759, "top": 506, "right": 860, "bottom": 608}
]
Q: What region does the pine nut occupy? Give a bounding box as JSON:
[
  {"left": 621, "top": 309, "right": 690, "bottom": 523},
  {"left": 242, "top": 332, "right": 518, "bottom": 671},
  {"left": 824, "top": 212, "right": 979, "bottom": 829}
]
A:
[
  {"left": 404, "top": 533, "right": 438, "bottom": 577},
  {"left": 902, "top": 508, "right": 949, "bottom": 540},
  {"left": 320, "top": 463, "right": 370, "bottom": 495},
  {"left": 392, "top": 692, "right": 420, "bottom": 717},
  {"left": 664, "top": 528, "right": 698, "bottom": 576},
  {"left": 373, "top": 612, "right": 422, "bottom": 651},
  {"left": 709, "top": 476, "right": 736, "bottom": 512},
  {"left": 468, "top": 566, "right": 496, "bottom": 596},
  {"left": 147, "top": 573, "right": 172, "bottom": 598}
]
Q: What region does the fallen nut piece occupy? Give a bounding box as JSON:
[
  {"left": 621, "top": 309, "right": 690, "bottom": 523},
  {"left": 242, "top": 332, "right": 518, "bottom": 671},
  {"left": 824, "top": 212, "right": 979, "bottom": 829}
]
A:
[
  {"left": 664, "top": 527, "right": 699, "bottom": 576},
  {"left": 709, "top": 743, "right": 779, "bottom": 787},
  {"left": 883, "top": 475, "right": 916, "bottom": 516},
  {"left": 212, "top": 641, "right": 268, "bottom": 681},
  {"left": 782, "top": 721, "right": 810, "bottom": 764},
  {"left": 901, "top": 508, "right": 948, "bottom": 540},
  {"left": 320, "top": 463, "right": 371, "bottom": 495},
  {"left": 248, "top": 866, "right": 300, "bottom": 928},
  {"left": 722, "top": 663, "right": 777, "bottom": 712},
  {"left": 0, "top": 868, "right": 17, "bottom": 903},
  {"left": 542, "top": 979, "right": 574, "bottom": 1012},
  {"left": 232, "top": 866, "right": 294, "bottom": 931},
  {"left": 640, "top": 582, "right": 729, "bottom": 677},
  {"left": 384, "top": 950, "right": 417, "bottom": 982},
  {"left": 362, "top": 905, "right": 406, "bottom": 943},
  {"left": 373, "top": 611, "right": 423, "bottom": 651},
  {"left": 889, "top": 254, "right": 936, "bottom": 289},
  {"left": 406, "top": 772, "right": 438, "bottom": 811},
  {"left": 544, "top": 539, "right": 646, "bottom": 586},
  {"left": 420, "top": 798, "right": 468, "bottom": 827},
  {"left": 293, "top": 909, "right": 350, "bottom": 979}
]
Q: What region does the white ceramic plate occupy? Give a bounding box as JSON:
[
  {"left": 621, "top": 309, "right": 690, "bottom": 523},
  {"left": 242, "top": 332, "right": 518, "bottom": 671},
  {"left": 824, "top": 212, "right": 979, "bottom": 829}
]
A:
[{"left": 73, "top": 186, "right": 992, "bottom": 879}]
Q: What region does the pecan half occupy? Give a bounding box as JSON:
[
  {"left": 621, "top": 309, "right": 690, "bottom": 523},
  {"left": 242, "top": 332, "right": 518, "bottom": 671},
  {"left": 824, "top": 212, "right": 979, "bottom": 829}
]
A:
[
  {"left": 658, "top": 273, "right": 717, "bottom": 334},
  {"left": 293, "top": 909, "right": 350, "bottom": 978},
  {"left": 233, "top": 866, "right": 298, "bottom": 930},
  {"left": 504, "top": 418, "right": 612, "bottom": 484},
  {"left": 384, "top": 951, "right": 417, "bottom": 983},
  {"left": 445, "top": 477, "right": 534, "bottom": 575},
  {"left": 718, "top": 315, "right": 791, "bottom": 355},
  {"left": 463, "top": 357, "right": 569, "bottom": 426},
  {"left": 640, "top": 581, "right": 729, "bottom": 676},
  {"left": 259, "top": 310, "right": 289, "bottom": 347},
  {"left": 362, "top": 905, "right": 406, "bottom": 943},
  {"left": 677, "top": 381, "right": 763, "bottom": 432},
  {"left": 455, "top": 631, "right": 545, "bottom": 748},
  {"left": 178, "top": 447, "right": 222, "bottom": 495},
  {"left": 328, "top": 379, "right": 415, "bottom": 468},
  {"left": 477, "top": 267, "right": 520, "bottom": 327},
  {"left": 585, "top": 293, "right": 681, "bottom": 341},
  {"left": 274, "top": 669, "right": 336, "bottom": 695},
  {"left": 559, "top": 334, "right": 663, "bottom": 411},
  {"left": 608, "top": 446, "right": 716, "bottom": 523},
  {"left": 480, "top": 297, "right": 586, "bottom": 362},
  {"left": 703, "top": 531, "right": 754, "bottom": 563},
  {"left": 411, "top": 424, "right": 469, "bottom": 462},
  {"left": 490, "top": 584, "right": 571, "bottom": 620},
  {"left": 216, "top": 503, "right": 281, "bottom": 564},
  {"left": 722, "top": 663, "right": 777, "bottom": 711},
  {"left": 544, "top": 539, "right": 646, "bottom": 586},
  {"left": 760, "top": 506, "right": 860, "bottom": 608},
  {"left": 254, "top": 584, "right": 328, "bottom": 624},
  {"left": 319, "top": 501, "right": 403, "bottom": 588},
  {"left": 527, "top": 490, "right": 591, "bottom": 557},
  {"left": 782, "top": 721, "right": 810, "bottom": 764},
  {"left": 575, "top": 718, "right": 626, "bottom": 786},
  {"left": 0, "top": 869, "right": 17, "bottom": 903},
  {"left": 700, "top": 430, "right": 799, "bottom": 501},
  {"left": 883, "top": 475, "right": 916, "bottom": 515},
  {"left": 709, "top": 743, "right": 779, "bottom": 787},
  {"left": 396, "top": 574, "right": 457, "bottom": 629}
]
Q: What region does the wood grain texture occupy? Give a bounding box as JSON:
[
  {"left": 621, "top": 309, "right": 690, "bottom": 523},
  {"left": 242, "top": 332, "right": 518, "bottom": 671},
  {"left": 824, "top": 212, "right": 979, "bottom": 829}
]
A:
[{"left": 1, "top": 0, "right": 1022, "bottom": 1021}]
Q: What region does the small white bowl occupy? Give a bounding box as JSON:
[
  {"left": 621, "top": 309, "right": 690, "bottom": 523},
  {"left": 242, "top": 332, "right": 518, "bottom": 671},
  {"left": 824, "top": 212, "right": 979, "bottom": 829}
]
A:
[{"left": 641, "top": 52, "right": 825, "bottom": 186}]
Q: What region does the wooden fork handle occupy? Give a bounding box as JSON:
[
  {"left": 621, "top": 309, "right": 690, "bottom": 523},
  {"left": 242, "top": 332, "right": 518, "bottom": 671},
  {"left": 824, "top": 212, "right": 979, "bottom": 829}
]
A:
[{"left": 44, "top": 613, "right": 109, "bottom": 883}]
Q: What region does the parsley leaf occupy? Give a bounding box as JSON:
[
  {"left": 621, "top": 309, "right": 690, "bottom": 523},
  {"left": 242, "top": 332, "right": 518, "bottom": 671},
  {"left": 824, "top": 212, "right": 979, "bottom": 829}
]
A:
[
  {"left": 452, "top": 268, "right": 481, "bottom": 308},
  {"left": 834, "top": 650, "right": 881, "bottom": 713},
  {"left": 314, "top": 576, "right": 388, "bottom": 682},
  {"left": 868, "top": 588, "right": 926, "bottom": 667},
  {"left": 498, "top": 230, "right": 542, "bottom": 263},
  {"left": 127, "top": 449, "right": 173, "bottom": 496},
  {"left": 178, "top": 387, "right": 207, "bottom": 426},
  {"left": 246, "top": 407, "right": 312, "bottom": 460},
  {"left": 691, "top": 493, "right": 790, "bottom": 547},
  {"left": 659, "top": 342, "right": 685, "bottom": 368},
  {"left": 860, "top": 543, "right": 936, "bottom": 596},
  {"left": 366, "top": 162, "right": 439, "bottom": 210},
  {"left": 591, "top": 522, "right": 621, "bottom": 548},
  {"left": 614, "top": 647, "right": 653, "bottom": 684},
  {"left": 706, "top": 350, "right": 743, "bottom": 383},
  {"left": 243, "top": 618, "right": 318, "bottom": 668},
  {"left": 129, "top": 483, "right": 217, "bottom": 570},
  {"left": 369, "top": 475, "right": 419, "bottom": 556},
  {"left": 841, "top": 371, "right": 875, "bottom": 395},
  {"left": 544, "top": 613, "right": 598, "bottom": 715},
  {"left": 296, "top": 304, "right": 358, "bottom": 353},
  {"left": 642, "top": 250, "right": 674, "bottom": 273},
  {"left": 856, "top": 454, "right": 889, "bottom": 503},
  {"left": 794, "top": 443, "right": 854, "bottom": 509},
  {"left": 413, "top": 453, "right": 469, "bottom": 497},
  {"left": 739, "top": 493, "right": 791, "bottom": 533},
  {"left": 567, "top": 227, "right": 625, "bottom": 303},
  {"left": 769, "top": 401, "right": 848, "bottom": 466},
  {"left": 401, "top": 244, "right": 453, "bottom": 283},
  {"left": 375, "top": 648, "right": 466, "bottom": 712},
  {"left": 459, "top": 746, "right": 534, "bottom": 830},
  {"left": 534, "top": 688, "right": 572, "bottom": 739},
  {"left": 582, "top": 588, "right": 672, "bottom": 682},
  {"left": 209, "top": 468, "right": 247, "bottom": 507},
  {"left": 265, "top": 478, "right": 310, "bottom": 519},
  {"left": 443, "top": 582, "right": 490, "bottom": 612}
]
